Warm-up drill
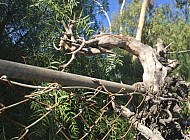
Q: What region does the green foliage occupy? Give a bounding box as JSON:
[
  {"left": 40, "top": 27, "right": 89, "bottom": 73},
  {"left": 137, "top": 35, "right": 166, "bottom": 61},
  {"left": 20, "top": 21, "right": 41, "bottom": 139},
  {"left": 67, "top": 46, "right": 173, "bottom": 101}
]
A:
[
  {"left": 76, "top": 11, "right": 95, "bottom": 36},
  {"left": 29, "top": 89, "right": 78, "bottom": 139},
  {"left": 68, "top": 54, "right": 124, "bottom": 82},
  {"left": 29, "top": 85, "right": 135, "bottom": 139}
]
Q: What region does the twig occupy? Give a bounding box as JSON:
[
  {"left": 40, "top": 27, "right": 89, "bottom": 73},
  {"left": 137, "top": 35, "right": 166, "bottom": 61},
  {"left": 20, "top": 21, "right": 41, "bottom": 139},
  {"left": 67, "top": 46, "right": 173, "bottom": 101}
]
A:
[
  {"left": 61, "top": 18, "right": 75, "bottom": 38},
  {"left": 102, "top": 124, "right": 115, "bottom": 140},
  {"left": 18, "top": 111, "right": 51, "bottom": 140},
  {"left": 62, "top": 86, "right": 142, "bottom": 96},
  {"left": 93, "top": 0, "right": 112, "bottom": 33},
  {"left": 0, "top": 78, "right": 45, "bottom": 89},
  {"left": 18, "top": 129, "right": 29, "bottom": 140},
  {"left": 158, "top": 97, "right": 178, "bottom": 101},
  {"left": 61, "top": 39, "right": 85, "bottom": 71},
  {"left": 165, "top": 42, "right": 173, "bottom": 49},
  {"left": 25, "top": 83, "right": 57, "bottom": 97},
  {"left": 87, "top": 86, "right": 103, "bottom": 101},
  {"left": 114, "top": 92, "right": 143, "bottom": 96},
  {"left": 0, "top": 99, "right": 29, "bottom": 113},
  {"left": 61, "top": 20, "right": 69, "bottom": 33},
  {"left": 25, "top": 110, "right": 51, "bottom": 130},
  {"left": 0, "top": 78, "right": 53, "bottom": 89},
  {"left": 25, "top": 87, "right": 56, "bottom": 98},
  {"left": 120, "top": 123, "right": 133, "bottom": 139},
  {"left": 167, "top": 49, "right": 190, "bottom": 54},
  {"left": 0, "top": 78, "right": 114, "bottom": 95},
  {"left": 30, "top": 98, "right": 52, "bottom": 108},
  {"left": 53, "top": 42, "right": 62, "bottom": 50}
]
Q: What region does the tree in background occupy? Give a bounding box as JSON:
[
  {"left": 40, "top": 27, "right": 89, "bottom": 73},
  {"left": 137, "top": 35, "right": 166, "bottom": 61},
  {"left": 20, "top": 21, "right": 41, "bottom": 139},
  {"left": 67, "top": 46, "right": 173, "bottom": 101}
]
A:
[{"left": 112, "top": 0, "right": 190, "bottom": 81}]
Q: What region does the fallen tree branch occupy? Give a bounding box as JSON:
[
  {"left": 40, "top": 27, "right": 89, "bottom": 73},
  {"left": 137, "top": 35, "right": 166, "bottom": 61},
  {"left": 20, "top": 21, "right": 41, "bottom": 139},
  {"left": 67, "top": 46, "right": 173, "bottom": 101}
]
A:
[
  {"left": 84, "top": 34, "right": 179, "bottom": 92},
  {"left": 0, "top": 59, "right": 146, "bottom": 93},
  {"left": 58, "top": 33, "right": 179, "bottom": 92}
]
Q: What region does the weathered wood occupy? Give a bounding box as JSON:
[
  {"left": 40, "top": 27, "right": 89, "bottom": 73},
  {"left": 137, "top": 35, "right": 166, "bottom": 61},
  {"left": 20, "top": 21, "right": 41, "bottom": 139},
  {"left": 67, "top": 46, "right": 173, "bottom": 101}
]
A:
[
  {"left": 0, "top": 59, "right": 145, "bottom": 93},
  {"left": 77, "top": 34, "right": 179, "bottom": 92}
]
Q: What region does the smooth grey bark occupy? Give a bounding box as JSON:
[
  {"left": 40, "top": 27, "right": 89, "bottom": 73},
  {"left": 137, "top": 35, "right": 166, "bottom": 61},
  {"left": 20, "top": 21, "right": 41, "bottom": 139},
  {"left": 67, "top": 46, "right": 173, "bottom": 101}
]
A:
[{"left": 0, "top": 59, "right": 145, "bottom": 93}]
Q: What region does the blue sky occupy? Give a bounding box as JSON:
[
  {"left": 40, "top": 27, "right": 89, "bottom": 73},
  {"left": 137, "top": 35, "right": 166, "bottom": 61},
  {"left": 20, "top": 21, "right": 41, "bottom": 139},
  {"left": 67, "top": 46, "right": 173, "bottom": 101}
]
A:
[
  {"left": 98, "top": 0, "right": 173, "bottom": 27},
  {"left": 108, "top": 0, "right": 172, "bottom": 14}
]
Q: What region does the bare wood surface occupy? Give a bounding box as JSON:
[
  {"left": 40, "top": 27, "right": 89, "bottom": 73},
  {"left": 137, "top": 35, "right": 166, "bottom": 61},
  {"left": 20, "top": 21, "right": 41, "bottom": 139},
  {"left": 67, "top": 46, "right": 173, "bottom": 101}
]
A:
[{"left": 73, "top": 34, "right": 179, "bottom": 92}]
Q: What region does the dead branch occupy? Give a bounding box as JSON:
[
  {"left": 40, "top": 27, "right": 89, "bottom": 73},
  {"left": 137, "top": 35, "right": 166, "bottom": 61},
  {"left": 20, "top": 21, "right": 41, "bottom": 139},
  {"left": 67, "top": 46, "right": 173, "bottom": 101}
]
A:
[
  {"left": 0, "top": 59, "right": 145, "bottom": 93},
  {"left": 61, "top": 39, "right": 85, "bottom": 71},
  {"left": 83, "top": 34, "right": 179, "bottom": 92},
  {"left": 52, "top": 28, "right": 189, "bottom": 139},
  {"left": 0, "top": 60, "right": 189, "bottom": 139},
  {"left": 1, "top": 15, "right": 189, "bottom": 139},
  {"left": 57, "top": 32, "right": 180, "bottom": 92},
  {"left": 167, "top": 49, "right": 190, "bottom": 54}
]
